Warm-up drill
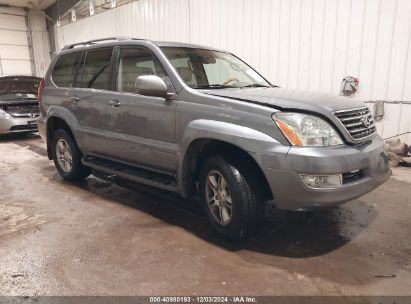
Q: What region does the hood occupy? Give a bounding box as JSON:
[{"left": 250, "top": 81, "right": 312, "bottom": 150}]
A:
[
  {"left": 200, "top": 87, "right": 366, "bottom": 114},
  {"left": 200, "top": 87, "right": 373, "bottom": 145},
  {"left": 0, "top": 76, "right": 41, "bottom": 97}
]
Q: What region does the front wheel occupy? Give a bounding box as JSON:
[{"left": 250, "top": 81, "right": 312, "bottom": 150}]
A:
[
  {"left": 51, "top": 129, "right": 90, "bottom": 181},
  {"left": 199, "top": 156, "right": 263, "bottom": 240}
]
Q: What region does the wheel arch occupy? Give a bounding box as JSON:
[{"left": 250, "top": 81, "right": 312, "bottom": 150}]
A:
[
  {"left": 179, "top": 120, "right": 279, "bottom": 200},
  {"left": 181, "top": 138, "right": 273, "bottom": 201},
  {"left": 46, "top": 116, "right": 78, "bottom": 160}
]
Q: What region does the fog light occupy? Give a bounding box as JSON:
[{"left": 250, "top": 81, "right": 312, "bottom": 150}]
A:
[{"left": 301, "top": 174, "right": 342, "bottom": 189}]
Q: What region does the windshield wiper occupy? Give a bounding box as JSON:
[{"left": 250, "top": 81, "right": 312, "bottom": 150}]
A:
[
  {"left": 194, "top": 84, "right": 237, "bottom": 89},
  {"left": 240, "top": 84, "right": 271, "bottom": 88}
]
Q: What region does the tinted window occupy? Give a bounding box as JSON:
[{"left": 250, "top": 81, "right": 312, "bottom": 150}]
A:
[
  {"left": 116, "top": 47, "right": 167, "bottom": 93},
  {"left": 78, "top": 48, "right": 113, "bottom": 90},
  {"left": 52, "top": 52, "right": 81, "bottom": 87}
]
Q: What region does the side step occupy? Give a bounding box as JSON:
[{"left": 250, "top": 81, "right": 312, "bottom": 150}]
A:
[{"left": 82, "top": 155, "right": 178, "bottom": 192}]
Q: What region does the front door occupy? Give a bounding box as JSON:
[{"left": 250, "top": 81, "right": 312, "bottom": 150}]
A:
[{"left": 106, "top": 46, "right": 178, "bottom": 174}]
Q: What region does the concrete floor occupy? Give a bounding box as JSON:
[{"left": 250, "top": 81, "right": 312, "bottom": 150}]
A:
[{"left": 1, "top": 134, "right": 411, "bottom": 296}]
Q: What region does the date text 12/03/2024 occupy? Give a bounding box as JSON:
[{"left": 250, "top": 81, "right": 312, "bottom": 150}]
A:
[{"left": 149, "top": 296, "right": 257, "bottom": 303}]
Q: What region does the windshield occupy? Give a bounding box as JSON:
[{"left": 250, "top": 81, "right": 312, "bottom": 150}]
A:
[
  {"left": 161, "top": 47, "right": 271, "bottom": 89},
  {"left": 0, "top": 77, "right": 40, "bottom": 101}
]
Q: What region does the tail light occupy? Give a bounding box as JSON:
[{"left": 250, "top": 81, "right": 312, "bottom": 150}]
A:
[{"left": 38, "top": 78, "right": 45, "bottom": 114}]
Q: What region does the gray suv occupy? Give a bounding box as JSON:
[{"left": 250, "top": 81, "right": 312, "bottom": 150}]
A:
[{"left": 38, "top": 37, "right": 390, "bottom": 239}]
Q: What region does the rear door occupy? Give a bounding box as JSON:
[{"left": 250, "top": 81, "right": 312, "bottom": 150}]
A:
[
  {"left": 70, "top": 47, "right": 115, "bottom": 156},
  {"left": 105, "top": 45, "right": 177, "bottom": 173}
]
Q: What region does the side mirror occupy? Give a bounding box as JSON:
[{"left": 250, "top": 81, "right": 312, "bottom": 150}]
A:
[{"left": 135, "top": 75, "right": 174, "bottom": 99}]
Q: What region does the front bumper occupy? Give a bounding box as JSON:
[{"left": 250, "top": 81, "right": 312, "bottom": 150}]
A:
[
  {"left": 0, "top": 117, "right": 38, "bottom": 134},
  {"left": 261, "top": 136, "right": 390, "bottom": 210}
]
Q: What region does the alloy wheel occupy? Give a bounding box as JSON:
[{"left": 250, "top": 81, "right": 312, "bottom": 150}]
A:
[
  {"left": 56, "top": 139, "right": 73, "bottom": 173},
  {"left": 205, "top": 170, "right": 233, "bottom": 225}
]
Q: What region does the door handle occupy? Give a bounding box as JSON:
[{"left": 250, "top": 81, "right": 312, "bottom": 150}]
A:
[
  {"left": 108, "top": 99, "right": 122, "bottom": 107},
  {"left": 70, "top": 96, "right": 80, "bottom": 103}
]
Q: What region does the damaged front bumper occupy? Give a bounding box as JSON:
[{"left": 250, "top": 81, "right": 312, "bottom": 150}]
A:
[{"left": 261, "top": 136, "right": 391, "bottom": 210}]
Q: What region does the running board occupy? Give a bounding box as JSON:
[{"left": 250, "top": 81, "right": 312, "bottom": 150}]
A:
[{"left": 82, "top": 155, "right": 178, "bottom": 192}]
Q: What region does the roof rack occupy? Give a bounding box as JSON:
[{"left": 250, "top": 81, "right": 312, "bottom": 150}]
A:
[{"left": 62, "top": 36, "right": 131, "bottom": 50}]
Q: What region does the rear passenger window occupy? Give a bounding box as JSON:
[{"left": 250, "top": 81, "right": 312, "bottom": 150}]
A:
[
  {"left": 116, "top": 47, "right": 167, "bottom": 93},
  {"left": 78, "top": 48, "right": 113, "bottom": 90},
  {"left": 52, "top": 52, "right": 81, "bottom": 87}
]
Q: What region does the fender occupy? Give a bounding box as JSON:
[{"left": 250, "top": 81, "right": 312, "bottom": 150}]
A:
[
  {"left": 180, "top": 119, "right": 284, "bottom": 153},
  {"left": 46, "top": 105, "right": 82, "bottom": 135},
  {"left": 178, "top": 119, "right": 290, "bottom": 196}
]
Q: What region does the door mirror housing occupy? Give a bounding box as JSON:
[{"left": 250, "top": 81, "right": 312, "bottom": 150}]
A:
[{"left": 135, "top": 75, "right": 174, "bottom": 99}]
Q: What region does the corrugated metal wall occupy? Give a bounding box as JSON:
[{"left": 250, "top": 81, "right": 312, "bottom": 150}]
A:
[{"left": 55, "top": 0, "right": 411, "bottom": 142}]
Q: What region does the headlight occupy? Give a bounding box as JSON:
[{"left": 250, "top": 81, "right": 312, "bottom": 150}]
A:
[
  {"left": 273, "top": 112, "right": 343, "bottom": 146},
  {"left": 0, "top": 109, "right": 12, "bottom": 120}
]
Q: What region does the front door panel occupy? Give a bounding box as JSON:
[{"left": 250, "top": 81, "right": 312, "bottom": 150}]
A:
[
  {"left": 107, "top": 92, "right": 177, "bottom": 173},
  {"left": 106, "top": 46, "right": 178, "bottom": 173}
]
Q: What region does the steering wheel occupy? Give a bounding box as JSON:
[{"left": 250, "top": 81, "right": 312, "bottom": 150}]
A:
[{"left": 222, "top": 78, "right": 240, "bottom": 85}]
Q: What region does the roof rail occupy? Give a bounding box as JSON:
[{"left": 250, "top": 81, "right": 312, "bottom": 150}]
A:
[{"left": 62, "top": 36, "right": 131, "bottom": 50}]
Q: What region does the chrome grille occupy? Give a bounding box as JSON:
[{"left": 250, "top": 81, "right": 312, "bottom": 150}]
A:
[
  {"left": 334, "top": 107, "right": 376, "bottom": 140},
  {"left": 4, "top": 105, "right": 39, "bottom": 118}
]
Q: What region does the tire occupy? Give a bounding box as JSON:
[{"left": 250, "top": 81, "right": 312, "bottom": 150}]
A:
[
  {"left": 51, "top": 129, "right": 90, "bottom": 181},
  {"left": 199, "top": 156, "right": 264, "bottom": 240}
]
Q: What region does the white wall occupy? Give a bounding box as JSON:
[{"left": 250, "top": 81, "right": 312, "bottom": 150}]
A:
[
  {"left": 55, "top": 0, "right": 411, "bottom": 142},
  {"left": 0, "top": 7, "right": 51, "bottom": 77},
  {"left": 27, "top": 9, "right": 51, "bottom": 77},
  {"left": 0, "top": 7, "right": 32, "bottom": 75}
]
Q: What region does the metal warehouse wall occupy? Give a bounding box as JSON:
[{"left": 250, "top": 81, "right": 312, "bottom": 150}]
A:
[{"left": 55, "top": 0, "right": 411, "bottom": 142}]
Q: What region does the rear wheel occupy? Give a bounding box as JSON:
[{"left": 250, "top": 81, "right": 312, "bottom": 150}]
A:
[
  {"left": 199, "top": 156, "right": 264, "bottom": 240},
  {"left": 51, "top": 129, "right": 90, "bottom": 181}
]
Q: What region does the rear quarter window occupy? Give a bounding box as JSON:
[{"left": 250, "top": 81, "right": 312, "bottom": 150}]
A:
[{"left": 51, "top": 52, "right": 82, "bottom": 87}]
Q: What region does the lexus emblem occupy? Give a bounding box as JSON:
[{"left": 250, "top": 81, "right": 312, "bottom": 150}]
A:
[
  {"left": 30, "top": 113, "right": 37, "bottom": 118},
  {"left": 361, "top": 116, "right": 371, "bottom": 127}
]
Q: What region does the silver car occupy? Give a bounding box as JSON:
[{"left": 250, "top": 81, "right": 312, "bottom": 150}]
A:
[
  {"left": 37, "top": 37, "right": 390, "bottom": 239},
  {"left": 0, "top": 76, "right": 41, "bottom": 134}
]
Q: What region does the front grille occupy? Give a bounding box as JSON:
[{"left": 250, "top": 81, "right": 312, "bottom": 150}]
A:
[
  {"left": 4, "top": 105, "right": 39, "bottom": 118},
  {"left": 10, "top": 124, "right": 38, "bottom": 131},
  {"left": 334, "top": 107, "right": 376, "bottom": 140}
]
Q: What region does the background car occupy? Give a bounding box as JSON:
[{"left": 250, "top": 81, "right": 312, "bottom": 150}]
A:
[{"left": 0, "top": 76, "right": 41, "bottom": 135}]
